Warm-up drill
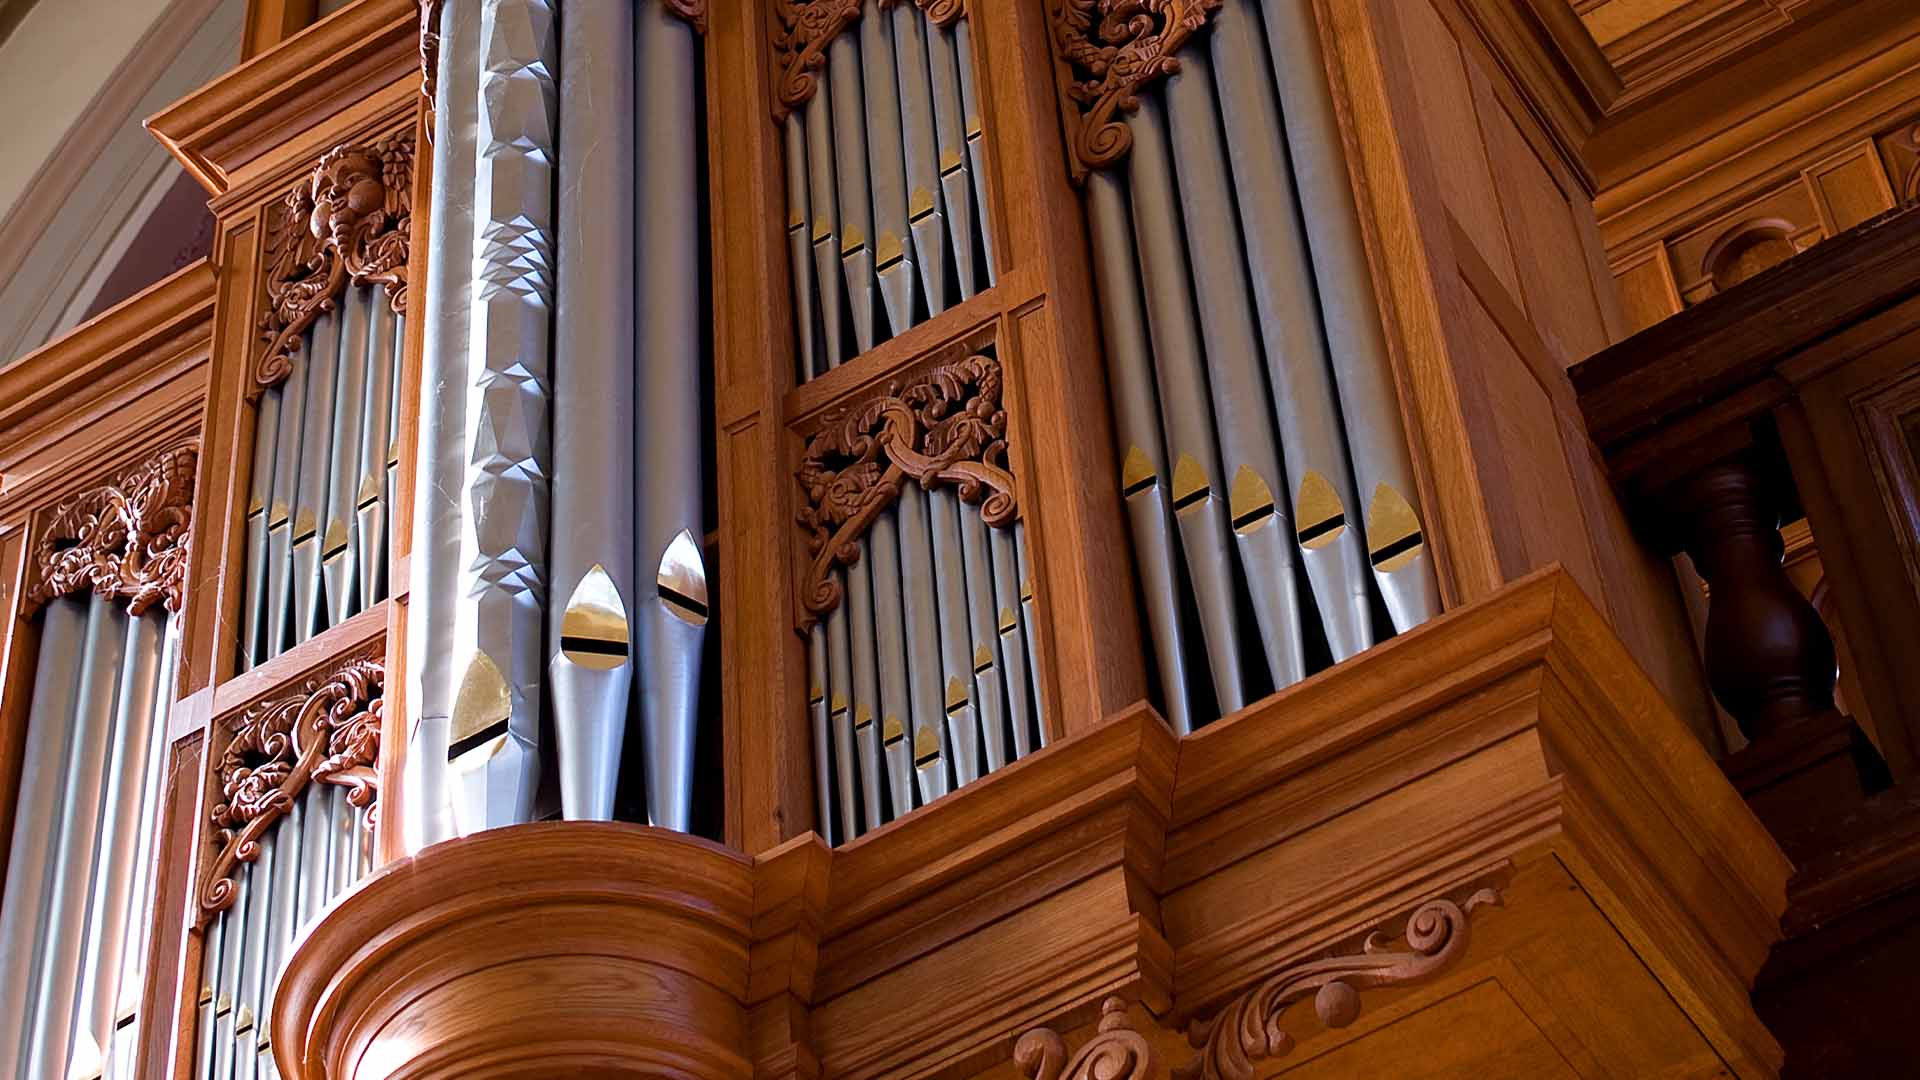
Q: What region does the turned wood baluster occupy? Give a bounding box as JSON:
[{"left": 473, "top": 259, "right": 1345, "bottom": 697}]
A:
[{"left": 1678, "top": 456, "right": 1836, "bottom": 741}]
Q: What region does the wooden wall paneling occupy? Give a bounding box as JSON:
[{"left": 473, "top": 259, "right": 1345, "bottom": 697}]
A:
[
  {"left": 242, "top": 0, "right": 319, "bottom": 61},
  {"left": 1609, "top": 242, "right": 1683, "bottom": 335},
  {"left": 709, "top": 0, "right": 810, "bottom": 852},
  {"left": 1802, "top": 138, "right": 1899, "bottom": 238}
]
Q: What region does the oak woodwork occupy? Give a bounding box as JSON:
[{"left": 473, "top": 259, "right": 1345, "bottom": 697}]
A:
[
  {"left": 1042, "top": 0, "right": 1221, "bottom": 181},
  {"left": 20, "top": 441, "right": 198, "bottom": 618}
]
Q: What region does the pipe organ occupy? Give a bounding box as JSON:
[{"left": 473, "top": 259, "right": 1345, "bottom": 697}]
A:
[{"left": 0, "top": 0, "right": 1820, "bottom": 1075}]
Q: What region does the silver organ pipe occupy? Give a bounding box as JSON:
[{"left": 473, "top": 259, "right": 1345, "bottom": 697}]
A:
[
  {"left": 241, "top": 386, "right": 283, "bottom": 670},
  {"left": 321, "top": 285, "right": 373, "bottom": 628},
  {"left": 859, "top": 0, "right": 913, "bottom": 339},
  {"left": 290, "top": 307, "right": 340, "bottom": 646},
  {"left": 847, "top": 543, "right": 887, "bottom": 836},
  {"left": 264, "top": 335, "right": 311, "bottom": 661},
  {"left": 1060, "top": 0, "right": 1442, "bottom": 734},
  {"left": 869, "top": 510, "right": 916, "bottom": 821}
]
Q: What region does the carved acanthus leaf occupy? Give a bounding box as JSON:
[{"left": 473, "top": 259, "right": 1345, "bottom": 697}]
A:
[
  {"left": 1016, "top": 997, "right": 1159, "bottom": 1080},
  {"left": 199, "top": 647, "right": 385, "bottom": 924},
  {"left": 795, "top": 352, "right": 1017, "bottom": 628},
  {"left": 24, "top": 443, "right": 197, "bottom": 617},
  {"left": 1175, "top": 888, "right": 1502, "bottom": 1080},
  {"left": 774, "top": 0, "right": 961, "bottom": 118},
  {"left": 254, "top": 132, "right": 416, "bottom": 400},
  {"left": 1044, "top": 0, "right": 1222, "bottom": 181}
]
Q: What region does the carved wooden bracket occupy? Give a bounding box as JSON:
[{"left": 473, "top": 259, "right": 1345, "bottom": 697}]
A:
[
  {"left": 1016, "top": 998, "right": 1158, "bottom": 1080},
  {"left": 773, "top": 0, "right": 962, "bottom": 119},
  {"left": 198, "top": 645, "right": 385, "bottom": 926},
  {"left": 795, "top": 352, "right": 1016, "bottom": 629},
  {"left": 1044, "top": 0, "right": 1221, "bottom": 181},
  {"left": 253, "top": 132, "right": 416, "bottom": 400},
  {"left": 23, "top": 442, "right": 197, "bottom": 618}
]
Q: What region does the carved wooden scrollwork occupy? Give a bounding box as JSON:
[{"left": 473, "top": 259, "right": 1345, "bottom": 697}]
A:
[
  {"left": 1175, "top": 888, "right": 1502, "bottom": 1080},
  {"left": 198, "top": 646, "right": 385, "bottom": 925},
  {"left": 774, "top": 0, "right": 961, "bottom": 118},
  {"left": 884, "top": 0, "right": 965, "bottom": 29},
  {"left": 24, "top": 443, "right": 197, "bottom": 617},
  {"left": 662, "top": 0, "right": 709, "bottom": 33},
  {"left": 795, "top": 353, "right": 1016, "bottom": 628},
  {"left": 1045, "top": 0, "right": 1222, "bottom": 181},
  {"left": 1016, "top": 997, "right": 1159, "bottom": 1080},
  {"left": 254, "top": 132, "right": 415, "bottom": 400},
  {"left": 418, "top": 0, "right": 444, "bottom": 110}
]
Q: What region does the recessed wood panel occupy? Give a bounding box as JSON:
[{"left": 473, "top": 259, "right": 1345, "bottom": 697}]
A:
[{"left": 1281, "top": 979, "right": 1578, "bottom": 1079}]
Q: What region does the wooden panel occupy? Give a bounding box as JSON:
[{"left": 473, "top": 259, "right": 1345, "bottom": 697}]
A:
[
  {"left": 1805, "top": 139, "right": 1898, "bottom": 234},
  {"left": 1610, "top": 244, "right": 1681, "bottom": 335}
]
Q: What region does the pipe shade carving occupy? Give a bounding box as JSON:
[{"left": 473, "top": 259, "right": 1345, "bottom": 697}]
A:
[
  {"left": 774, "top": 0, "right": 961, "bottom": 119},
  {"left": 795, "top": 351, "right": 1016, "bottom": 629},
  {"left": 24, "top": 443, "right": 197, "bottom": 618},
  {"left": 1016, "top": 997, "right": 1159, "bottom": 1080},
  {"left": 1176, "top": 888, "right": 1501, "bottom": 1080},
  {"left": 1045, "top": 0, "right": 1223, "bottom": 181},
  {"left": 198, "top": 646, "right": 384, "bottom": 926},
  {"left": 254, "top": 133, "right": 415, "bottom": 400}
]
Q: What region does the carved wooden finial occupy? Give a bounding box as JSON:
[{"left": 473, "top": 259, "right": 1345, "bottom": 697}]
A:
[
  {"left": 199, "top": 646, "right": 385, "bottom": 925},
  {"left": 794, "top": 352, "right": 1016, "bottom": 628},
  {"left": 255, "top": 132, "right": 416, "bottom": 400},
  {"left": 24, "top": 442, "right": 197, "bottom": 618},
  {"left": 1044, "top": 0, "right": 1222, "bottom": 181}
]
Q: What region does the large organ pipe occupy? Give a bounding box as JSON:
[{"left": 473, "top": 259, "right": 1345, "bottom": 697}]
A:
[
  {"left": 869, "top": 510, "right": 916, "bottom": 820},
  {"left": 241, "top": 387, "right": 283, "bottom": 669},
  {"left": 1015, "top": 521, "right": 1046, "bottom": 745},
  {"left": 847, "top": 544, "right": 886, "bottom": 835},
  {"left": 66, "top": 608, "right": 165, "bottom": 1080},
  {"left": 826, "top": 582, "right": 859, "bottom": 838},
  {"left": 550, "top": 0, "right": 636, "bottom": 823},
  {"left": 890, "top": 4, "right": 947, "bottom": 319},
  {"left": 230, "top": 831, "right": 274, "bottom": 1080},
  {"left": 988, "top": 523, "right": 1037, "bottom": 754},
  {"left": 355, "top": 296, "right": 399, "bottom": 614},
  {"left": 633, "top": 1, "right": 710, "bottom": 833},
  {"left": 786, "top": 114, "right": 822, "bottom": 381},
  {"left": 807, "top": 625, "right": 834, "bottom": 841},
  {"left": 898, "top": 484, "right": 950, "bottom": 804},
  {"left": 860, "top": 0, "right": 913, "bottom": 338},
  {"left": 804, "top": 83, "right": 848, "bottom": 370},
  {"left": 959, "top": 506, "right": 1010, "bottom": 772},
  {"left": 953, "top": 18, "right": 994, "bottom": 285},
  {"left": 447, "top": 0, "right": 557, "bottom": 835},
  {"left": 1125, "top": 98, "right": 1245, "bottom": 714},
  {"left": 925, "top": 19, "right": 979, "bottom": 300},
  {"left": 291, "top": 308, "right": 341, "bottom": 646},
  {"left": 1258, "top": 0, "right": 1440, "bottom": 632},
  {"left": 115, "top": 619, "right": 177, "bottom": 1045},
  {"left": 322, "top": 285, "right": 373, "bottom": 628},
  {"left": 1164, "top": 55, "right": 1306, "bottom": 691},
  {"left": 265, "top": 338, "right": 312, "bottom": 661},
  {"left": 20, "top": 593, "right": 127, "bottom": 1080},
  {"left": 827, "top": 32, "right": 878, "bottom": 356},
  {"left": 1210, "top": 0, "right": 1373, "bottom": 662},
  {"left": 1085, "top": 171, "right": 1194, "bottom": 734},
  {"left": 404, "top": 0, "right": 478, "bottom": 854},
  {"left": 193, "top": 909, "right": 223, "bottom": 1079},
  {"left": 928, "top": 490, "right": 982, "bottom": 786}
]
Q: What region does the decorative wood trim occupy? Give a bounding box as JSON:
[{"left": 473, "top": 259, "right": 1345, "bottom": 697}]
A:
[
  {"left": 21, "top": 441, "right": 198, "bottom": 617},
  {"left": 254, "top": 132, "right": 415, "bottom": 399},
  {"left": 1016, "top": 997, "right": 1158, "bottom": 1080},
  {"left": 771, "top": 0, "right": 863, "bottom": 119},
  {"left": 1175, "top": 888, "right": 1502, "bottom": 1080},
  {"left": 197, "top": 643, "right": 384, "bottom": 926},
  {"left": 663, "top": 0, "right": 710, "bottom": 34},
  {"left": 794, "top": 351, "right": 1016, "bottom": 628},
  {"left": 417, "top": 0, "right": 442, "bottom": 109},
  {"left": 1043, "top": 0, "right": 1221, "bottom": 181}
]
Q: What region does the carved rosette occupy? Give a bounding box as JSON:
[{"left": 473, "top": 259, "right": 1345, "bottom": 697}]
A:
[
  {"left": 795, "top": 353, "right": 1017, "bottom": 628},
  {"left": 1175, "top": 888, "right": 1502, "bottom": 1080},
  {"left": 23, "top": 443, "right": 197, "bottom": 617},
  {"left": 198, "top": 647, "right": 385, "bottom": 924},
  {"left": 1016, "top": 997, "right": 1159, "bottom": 1080},
  {"left": 1045, "top": 0, "right": 1222, "bottom": 181},
  {"left": 774, "top": 0, "right": 963, "bottom": 119},
  {"left": 254, "top": 132, "right": 416, "bottom": 400}
]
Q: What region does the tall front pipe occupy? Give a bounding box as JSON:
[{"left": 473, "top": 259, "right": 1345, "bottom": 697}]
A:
[
  {"left": 925, "top": 18, "right": 978, "bottom": 298},
  {"left": 20, "top": 594, "right": 127, "bottom": 1080},
  {"left": 804, "top": 91, "right": 848, "bottom": 368},
  {"left": 785, "top": 114, "right": 822, "bottom": 381},
  {"left": 890, "top": 2, "right": 948, "bottom": 314},
  {"left": 115, "top": 617, "right": 177, "bottom": 1032},
  {"left": 208, "top": 867, "right": 248, "bottom": 1080},
  {"left": 988, "top": 523, "right": 1035, "bottom": 755},
  {"left": 959, "top": 505, "right": 1010, "bottom": 772},
  {"left": 954, "top": 18, "right": 995, "bottom": 285},
  {"left": 1259, "top": 0, "right": 1440, "bottom": 632},
  {"left": 807, "top": 626, "right": 834, "bottom": 841},
  {"left": 928, "top": 489, "right": 982, "bottom": 785},
  {"left": 634, "top": 1, "right": 708, "bottom": 833},
  {"left": 448, "top": 0, "right": 558, "bottom": 835},
  {"left": 265, "top": 340, "right": 312, "bottom": 660},
  {"left": 1211, "top": 0, "right": 1373, "bottom": 661},
  {"left": 550, "top": 0, "right": 637, "bottom": 823},
  {"left": 241, "top": 388, "right": 283, "bottom": 669},
  {"left": 825, "top": 581, "right": 860, "bottom": 837},
  {"left": 1085, "top": 172, "right": 1193, "bottom": 734},
  {"left": 323, "top": 285, "right": 374, "bottom": 628},
  {"left": 231, "top": 832, "right": 275, "bottom": 1080},
  {"left": 869, "top": 510, "right": 916, "bottom": 820},
  {"left": 291, "top": 309, "right": 342, "bottom": 645},
  {"left": 827, "top": 32, "right": 878, "bottom": 355},
  {"left": 1125, "top": 100, "right": 1246, "bottom": 713},
  {"left": 404, "top": 0, "right": 480, "bottom": 854},
  {"left": 847, "top": 543, "right": 886, "bottom": 834},
  {"left": 1015, "top": 521, "right": 1047, "bottom": 744},
  {"left": 898, "top": 484, "right": 950, "bottom": 803},
  {"left": 1164, "top": 59, "right": 1306, "bottom": 691},
  {"left": 355, "top": 295, "right": 400, "bottom": 613},
  {"left": 860, "top": 0, "right": 914, "bottom": 337},
  {"left": 193, "top": 911, "right": 224, "bottom": 1080}
]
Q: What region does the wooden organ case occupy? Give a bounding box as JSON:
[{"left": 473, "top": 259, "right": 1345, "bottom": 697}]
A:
[{"left": 0, "top": 0, "right": 1809, "bottom": 1078}]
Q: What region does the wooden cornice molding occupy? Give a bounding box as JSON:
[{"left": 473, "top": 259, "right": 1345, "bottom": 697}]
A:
[
  {"left": 1042, "top": 0, "right": 1220, "bottom": 182},
  {"left": 254, "top": 131, "right": 414, "bottom": 399},
  {"left": 794, "top": 350, "right": 1015, "bottom": 628},
  {"left": 146, "top": 0, "right": 417, "bottom": 198},
  {"left": 20, "top": 440, "right": 197, "bottom": 618},
  {"left": 198, "top": 641, "right": 384, "bottom": 926},
  {"left": 1452, "top": 0, "right": 1615, "bottom": 193}
]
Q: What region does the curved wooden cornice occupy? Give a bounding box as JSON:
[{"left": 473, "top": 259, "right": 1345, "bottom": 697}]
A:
[
  {"left": 23, "top": 442, "right": 197, "bottom": 618},
  {"left": 1016, "top": 998, "right": 1158, "bottom": 1080},
  {"left": 254, "top": 131, "right": 415, "bottom": 401},
  {"left": 198, "top": 645, "right": 385, "bottom": 926},
  {"left": 1044, "top": 0, "right": 1221, "bottom": 181},
  {"left": 794, "top": 352, "right": 1016, "bottom": 629},
  {"left": 773, "top": 0, "right": 961, "bottom": 120}
]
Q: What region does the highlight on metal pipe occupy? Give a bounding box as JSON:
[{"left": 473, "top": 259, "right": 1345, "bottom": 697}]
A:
[
  {"left": 870, "top": 508, "right": 916, "bottom": 821},
  {"left": 240, "top": 385, "right": 283, "bottom": 670},
  {"left": 322, "top": 283, "right": 374, "bottom": 630},
  {"left": 291, "top": 307, "right": 342, "bottom": 648}
]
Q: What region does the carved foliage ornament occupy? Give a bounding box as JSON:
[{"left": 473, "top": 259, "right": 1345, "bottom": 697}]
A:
[
  {"left": 1046, "top": 0, "right": 1222, "bottom": 180},
  {"left": 25, "top": 443, "right": 197, "bottom": 617},
  {"left": 199, "top": 647, "right": 385, "bottom": 924},
  {"left": 254, "top": 132, "right": 415, "bottom": 399},
  {"left": 796, "top": 352, "right": 1016, "bottom": 628},
  {"left": 1017, "top": 998, "right": 1158, "bottom": 1080},
  {"left": 774, "top": 0, "right": 964, "bottom": 119}
]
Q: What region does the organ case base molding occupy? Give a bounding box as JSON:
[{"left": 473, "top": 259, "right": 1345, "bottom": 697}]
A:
[{"left": 272, "top": 567, "right": 1785, "bottom": 1078}]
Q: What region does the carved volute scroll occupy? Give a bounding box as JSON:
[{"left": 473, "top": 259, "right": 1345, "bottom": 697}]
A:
[
  {"left": 1045, "top": 0, "right": 1222, "bottom": 181},
  {"left": 23, "top": 443, "right": 198, "bottom": 618},
  {"left": 253, "top": 132, "right": 416, "bottom": 400},
  {"left": 1016, "top": 997, "right": 1159, "bottom": 1080},
  {"left": 1176, "top": 888, "right": 1501, "bottom": 1080},
  {"left": 198, "top": 646, "right": 385, "bottom": 925},
  {"left": 795, "top": 352, "right": 1017, "bottom": 628},
  {"left": 774, "top": 0, "right": 960, "bottom": 119},
  {"left": 418, "top": 0, "right": 443, "bottom": 108}
]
